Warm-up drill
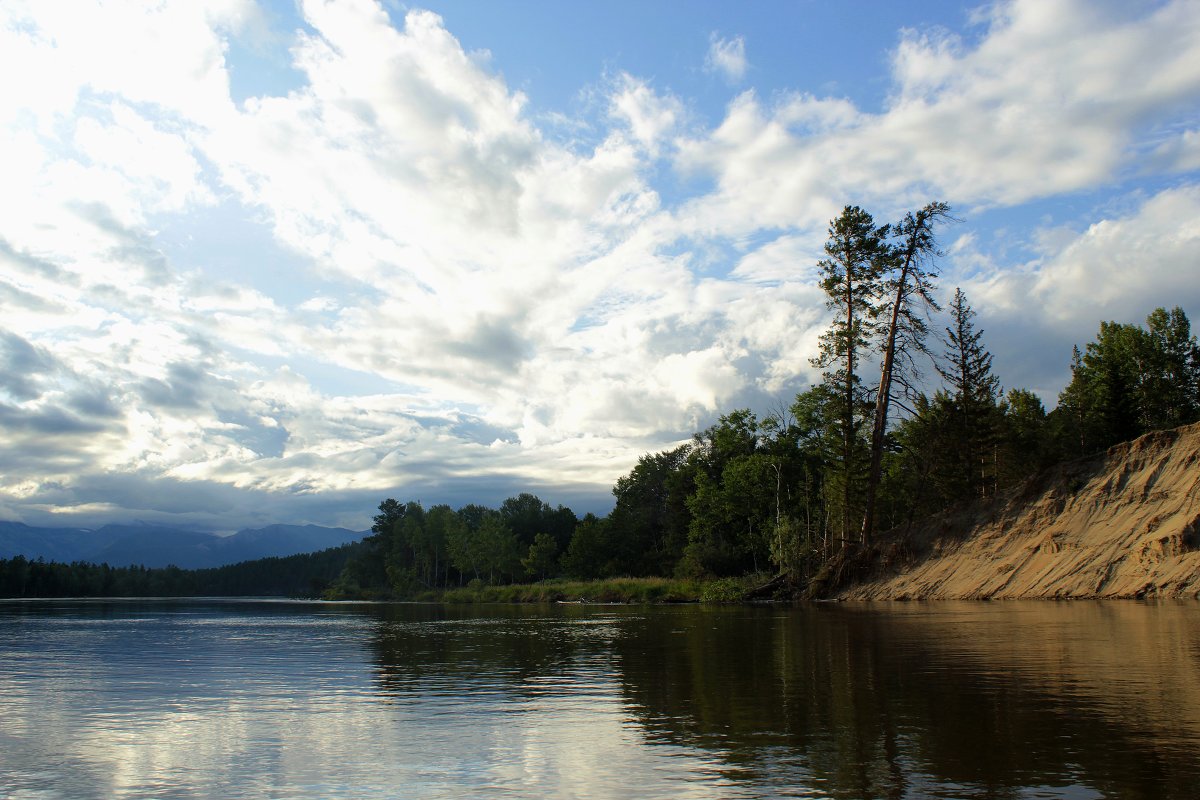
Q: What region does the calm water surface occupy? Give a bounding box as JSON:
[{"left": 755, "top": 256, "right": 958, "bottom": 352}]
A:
[{"left": 1, "top": 599, "right": 1197, "bottom": 799}]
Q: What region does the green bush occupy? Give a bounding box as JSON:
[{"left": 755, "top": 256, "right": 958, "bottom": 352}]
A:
[{"left": 700, "top": 577, "right": 749, "bottom": 602}]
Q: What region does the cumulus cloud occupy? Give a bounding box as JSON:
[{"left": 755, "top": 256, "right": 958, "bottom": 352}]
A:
[
  {"left": 1028, "top": 189, "right": 1200, "bottom": 321},
  {"left": 1, "top": 0, "right": 1198, "bottom": 529},
  {"left": 948, "top": 184, "right": 1200, "bottom": 401},
  {"left": 676, "top": 0, "right": 1200, "bottom": 235},
  {"left": 609, "top": 73, "right": 683, "bottom": 156},
  {"left": 706, "top": 33, "right": 748, "bottom": 83}
]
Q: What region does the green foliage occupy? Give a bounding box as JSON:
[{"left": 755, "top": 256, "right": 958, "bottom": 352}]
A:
[
  {"left": 770, "top": 516, "right": 818, "bottom": 577},
  {"left": 476, "top": 512, "right": 522, "bottom": 584},
  {"left": 606, "top": 444, "right": 694, "bottom": 576},
  {"left": 1053, "top": 307, "right": 1200, "bottom": 456},
  {"left": 679, "top": 406, "right": 833, "bottom": 577},
  {"left": 699, "top": 577, "right": 747, "bottom": 602},
  {"left": 814, "top": 206, "right": 889, "bottom": 364},
  {"left": 521, "top": 532, "right": 559, "bottom": 582},
  {"left": 561, "top": 514, "right": 614, "bottom": 580},
  {"left": 939, "top": 288, "right": 1000, "bottom": 411},
  {"left": 935, "top": 288, "right": 1005, "bottom": 500},
  {"left": 697, "top": 573, "right": 770, "bottom": 603},
  {"left": 1, "top": 543, "right": 364, "bottom": 599},
  {"left": 812, "top": 206, "right": 889, "bottom": 543},
  {"left": 861, "top": 202, "right": 950, "bottom": 543},
  {"left": 998, "top": 388, "right": 1050, "bottom": 485},
  {"left": 446, "top": 507, "right": 485, "bottom": 581},
  {"left": 328, "top": 495, "right": 575, "bottom": 597},
  {"left": 1142, "top": 307, "right": 1200, "bottom": 429},
  {"left": 501, "top": 493, "right": 578, "bottom": 552},
  {"left": 438, "top": 576, "right": 706, "bottom": 604}
]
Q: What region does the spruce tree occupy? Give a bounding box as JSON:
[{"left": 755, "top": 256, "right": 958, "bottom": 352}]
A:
[{"left": 937, "top": 288, "right": 1002, "bottom": 499}]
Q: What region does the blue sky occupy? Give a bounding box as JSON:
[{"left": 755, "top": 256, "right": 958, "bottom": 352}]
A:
[{"left": 1, "top": 0, "right": 1198, "bottom": 532}]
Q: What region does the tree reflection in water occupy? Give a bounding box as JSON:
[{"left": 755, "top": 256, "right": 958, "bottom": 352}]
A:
[{"left": 366, "top": 602, "right": 1200, "bottom": 799}]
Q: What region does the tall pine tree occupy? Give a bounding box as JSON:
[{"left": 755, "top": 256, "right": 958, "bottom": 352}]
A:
[
  {"left": 861, "top": 201, "right": 949, "bottom": 543},
  {"left": 811, "top": 206, "right": 889, "bottom": 546}
]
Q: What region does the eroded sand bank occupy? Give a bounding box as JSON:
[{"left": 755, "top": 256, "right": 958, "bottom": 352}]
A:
[{"left": 837, "top": 423, "right": 1200, "bottom": 600}]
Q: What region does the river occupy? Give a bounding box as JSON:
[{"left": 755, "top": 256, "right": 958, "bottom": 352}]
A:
[{"left": 1, "top": 599, "right": 1197, "bottom": 799}]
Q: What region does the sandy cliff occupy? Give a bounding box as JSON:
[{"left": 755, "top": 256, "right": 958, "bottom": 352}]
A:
[{"left": 835, "top": 422, "right": 1200, "bottom": 599}]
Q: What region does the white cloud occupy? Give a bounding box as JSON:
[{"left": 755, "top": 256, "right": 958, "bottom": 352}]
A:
[
  {"left": 0, "top": 0, "right": 243, "bottom": 128},
  {"left": 73, "top": 102, "right": 214, "bottom": 214},
  {"left": 1, "top": 0, "right": 1198, "bottom": 529},
  {"left": 955, "top": 185, "right": 1200, "bottom": 327},
  {"left": 0, "top": 0, "right": 740, "bottom": 526},
  {"left": 1149, "top": 128, "right": 1200, "bottom": 173},
  {"left": 1031, "top": 186, "right": 1200, "bottom": 320},
  {"left": 948, "top": 184, "right": 1200, "bottom": 402},
  {"left": 677, "top": 0, "right": 1200, "bottom": 238},
  {"left": 706, "top": 33, "right": 747, "bottom": 83},
  {"left": 609, "top": 73, "right": 683, "bottom": 156}
]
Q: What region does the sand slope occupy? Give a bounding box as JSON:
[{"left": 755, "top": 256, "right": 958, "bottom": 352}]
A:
[{"left": 837, "top": 423, "right": 1200, "bottom": 599}]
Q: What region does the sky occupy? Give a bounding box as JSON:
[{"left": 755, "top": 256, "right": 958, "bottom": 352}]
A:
[{"left": 2, "top": 0, "right": 1199, "bottom": 533}]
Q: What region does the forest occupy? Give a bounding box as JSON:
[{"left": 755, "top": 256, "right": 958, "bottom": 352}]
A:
[
  {"left": 324, "top": 203, "right": 1200, "bottom": 599},
  {"left": 0, "top": 542, "right": 362, "bottom": 599},
  {"left": 3, "top": 202, "right": 1197, "bottom": 601}
]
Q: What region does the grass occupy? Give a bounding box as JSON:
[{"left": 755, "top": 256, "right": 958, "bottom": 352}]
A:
[{"left": 411, "top": 573, "right": 774, "bottom": 604}]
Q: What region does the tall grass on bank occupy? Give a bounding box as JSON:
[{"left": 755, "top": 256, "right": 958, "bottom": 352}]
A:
[{"left": 412, "top": 574, "right": 772, "bottom": 604}]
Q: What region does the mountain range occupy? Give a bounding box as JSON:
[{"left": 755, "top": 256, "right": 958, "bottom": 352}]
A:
[{"left": 0, "top": 521, "right": 368, "bottom": 569}]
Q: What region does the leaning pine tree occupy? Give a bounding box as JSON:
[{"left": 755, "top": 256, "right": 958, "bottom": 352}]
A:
[{"left": 860, "top": 202, "right": 950, "bottom": 544}]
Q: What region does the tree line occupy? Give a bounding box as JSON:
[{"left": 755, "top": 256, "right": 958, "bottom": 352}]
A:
[
  {"left": 5, "top": 203, "right": 1196, "bottom": 600},
  {"left": 325, "top": 494, "right": 583, "bottom": 598},
  {"left": 333, "top": 203, "right": 1199, "bottom": 597},
  {"left": 0, "top": 542, "right": 362, "bottom": 598}
]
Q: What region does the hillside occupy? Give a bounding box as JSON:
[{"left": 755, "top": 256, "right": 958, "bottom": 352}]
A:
[
  {"left": 829, "top": 422, "right": 1200, "bottom": 600},
  {"left": 0, "top": 522, "right": 367, "bottom": 569}
]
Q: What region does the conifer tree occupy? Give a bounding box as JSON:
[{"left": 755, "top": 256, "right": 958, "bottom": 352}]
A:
[
  {"left": 1055, "top": 307, "right": 1200, "bottom": 454},
  {"left": 861, "top": 201, "right": 949, "bottom": 542},
  {"left": 998, "top": 387, "right": 1048, "bottom": 488},
  {"left": 811, "top": 206, "right": 889, "bottom": 546},
  {"left": 1141, "top": 306, "right": 1200, "bottom": 430},
  {"left": 936, "top": 288, "right": 1002, "bottom": 499}
]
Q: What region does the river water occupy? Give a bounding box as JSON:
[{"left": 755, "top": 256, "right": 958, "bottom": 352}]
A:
[{"left": 0, "top": 599, "right": 1197, "bottom": 799}]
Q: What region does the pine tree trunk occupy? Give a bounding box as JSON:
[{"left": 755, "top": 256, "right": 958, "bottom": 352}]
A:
[
  {"left": 843, "top": 283, "right": 855, "bottom": 548},
  {"left": 861, "top": 261, "right": 911, "bottom": 546}
]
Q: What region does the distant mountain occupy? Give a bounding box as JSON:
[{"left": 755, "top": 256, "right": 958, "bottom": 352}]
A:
[
  {"left": 0, "top": 521, "right": 367, "bottom": 569},
  {"left": 85, "top": 524, "right": 229, "bottom": 569},
  {"left": 211, "top": 524, "right": 367, "bottom": 565},
  {"left": 0, "top": 522, "right": 118, "bottom": 563}
]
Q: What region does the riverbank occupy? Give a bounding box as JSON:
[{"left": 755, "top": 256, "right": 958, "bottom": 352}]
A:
[
  {"left": 817, "top": 423, "right": 1200, "bottom": 600},
  {"left": 332, "top": 574, "right": 770, "bottom": 604}
]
